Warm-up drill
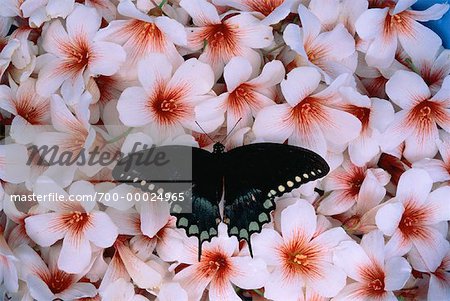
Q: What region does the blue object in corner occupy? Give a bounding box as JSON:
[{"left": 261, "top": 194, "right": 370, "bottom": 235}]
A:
[{"left": 413, "top": 0, "right": 450, "bottom": 48}]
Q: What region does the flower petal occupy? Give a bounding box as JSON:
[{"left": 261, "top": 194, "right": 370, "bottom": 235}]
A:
[
  {"left": 397, "top": 168, "right": 432, "bottom": 204},
  {"left": 375, "top": 202, "right": 404, "bottom": 236},
  {"left": 84, "top": 211, "right": 118, "bottom": 248},
  {"left": 386, "top": 71, "right": 431, "bottom": 109},
  {"left": 333, "top": 240, "right": 370, "bottom": 282},
  {"left": 117, "top": 87, "right": 152, "bottom": 127},
  {"left": 24, "top": 213, "right": 67, "bottom": 247},
  {"left": 89, "top": 41, "right": 126, "bottom": 76},
  {"left": 384, "top": 256, "right": 411, "bottom": 291},
  {"left": 224, "top": 57, "right": 252, "bottom": 92},
  {"left": 179, "top": 0, "right": 220, "bottom": 26},
  {"left": 281, "top": 200, "right": 317, "bottom": 242},
  {"left": 58, "top": 232, "right": 92, "bottom": 273},
  {"left": 253, "top": 104, "right": 293, "bottom": 143},
  {"left": 281, "top": 67, "right": 321, "bottom": 107}
]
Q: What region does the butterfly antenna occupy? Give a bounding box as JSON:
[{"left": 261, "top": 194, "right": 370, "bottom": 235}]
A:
[
  {"left": 195, "top": 121, "right": 215, "bottom": 143},
  {"left": 220, "top": 117, "right": 243, "bottom": 144}
]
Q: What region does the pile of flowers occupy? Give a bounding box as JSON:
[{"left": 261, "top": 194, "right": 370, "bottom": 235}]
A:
[{"left": 0, "top": 0, "right": 449, "bottom": 300}]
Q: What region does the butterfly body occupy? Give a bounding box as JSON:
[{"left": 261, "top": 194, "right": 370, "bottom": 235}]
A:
[{"left": 113, "top": 142, "right": 329, "bottom": 259}]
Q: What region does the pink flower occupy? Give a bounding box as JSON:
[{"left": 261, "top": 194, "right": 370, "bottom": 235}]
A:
[
  {"left": 107, "top": 206, "right": 184, "bottom": 263},
  {"left": 308, "top": 0, "right": 368, "bottom": 35},
  {"left": 38, "top": 94, "right": 92, "bottom": 152},
  {"left": 355, "top": 0, "right": 449, "bottom": 68},
  {"left": 14, "top": 244, "right": 97, "bottom": 301},
  {"left": 196, "top": 57, "right": 285, "bottom": 133},
  {"left": 413, "top": 130, "right": 450, "bottom": 183},
  {"left": 0, "top": 78, "right": 50, "bottom": 144},
  {"left": 20, "top": 0, "right": 75, "bottom": 27},
  {"left": 283, "top": 5, "right": 356, "bottom": 83},
  {"left": 35, "top": 4, "right": 126, "bottom": 99},
  {"left": 100, "top": 236, "right": 163, "bottom": 290},
  {"left": 253, "top": 67, "right": 361, "bottom": 157},
  {"left": 252, "top": 200, "right": 350, "bottom": 300},
  {"left": 117, "top": 53, "right": 215, "bottom": 140},
  {"left": 96, "top": 0, "right": 187, "bottom": 78},
  {"left": 409, "top": 48, "right": 450, "bottom": 94},
  {"left": 24, "top": 177, "right": 119, "bottom": 273},
  {"left": 381, "top": 71, "right": 450, "bottom": 162},
  {"left": 339, "top": 88, "right": 395, "bottom": 166},
  {"left": 318, "top": 159, "right": 390, "bottom": 215},
  {"left": 333, "top": 230, "right": 411, "bottom": 301},
  {"left": 173, "top": 224, "right": 269, "bottom": 301},
  {"left": 212, "top": 0, "right": 297, "bottom": 25},
  {"left": 180, "top": 0, "right": 274, "bottom": 79},
  {"left": 0, "top": 227, "right": 18, "bottom": 293},
  {"left": 376, "top": 168, "right": 450, "bottom": 272}
]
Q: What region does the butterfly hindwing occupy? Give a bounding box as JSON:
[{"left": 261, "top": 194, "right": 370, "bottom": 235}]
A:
[
  {"left": 112, "top": 145, "right": 222, "bottom": 257},
  {"left": 223, "top": 143, "right": 330, "bottom": 253}
]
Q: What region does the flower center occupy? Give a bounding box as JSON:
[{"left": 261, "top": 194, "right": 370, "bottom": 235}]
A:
[
  {"left": 160, "top": 99, "right": 178, "bottom": 112},
  {"left": 68, "top": 211, "right": 86, "bottom": 224},
  {"left": 235, "top": 86, "right": 250, "bottom": 99},
  {"left": 44, "top": 270, "right": 73, "bottom": 294},
  {"left": 419, "top": 106, "right": 432, "bottom": 118},
  {"left": 292, "top": 253, "right": 309, "bottom": 266},
  {"left": 142, "top": 22, "right": 158, "bottom": 37},
  {"left": 300, "top": 103, "right": 312, "bottom": 114},
  {"left": 368, "top": 278, "right": 384, "bottom": 291}
]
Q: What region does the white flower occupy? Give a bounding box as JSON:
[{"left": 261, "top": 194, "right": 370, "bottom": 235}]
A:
[
  {"left": 0, "top": 78, "right": 50, "bottom": 144},
  {"left": 381, "top": 71, "right": 450, "bottom": 162},
  {"left": 14, "top": 244, "right": 97, "bottom": 301},
  {"left": 35, "top": 4, "right": 126, "bottom": 100},
  {"left": 284, "top": 5, "right": 356, "bottom": 83},
  {"left": 252, "top": 200, "right": 350, "bottom": 300},
  {"left": 355, "top": 0, "right": 449, "bottom": 68},
  {"left": 117, "top": 53, "right": 215, "bottom": 140},
  {"left": 253, "top": 67, "right": 361, "bottom": 157},
  {"left": 180, "top": 0, "right": 274, "bottom": 79},
  {"left": 196, "top": 57, "right": 285, "bottom": 133},
  {"left": 24, "top": 177, "right": 118, "bottom": 273},
  {"left": 333, "top": 230, "right": 411, "bottom": 301},
  {"left": 376, "top": 168, "right": 450, "bottom": 272},
  {"left": 96, "top": 0, "right": 187, "bottom": 78},
  {"left": 173, "top": 224, "right": 269, "bottom": 301}
]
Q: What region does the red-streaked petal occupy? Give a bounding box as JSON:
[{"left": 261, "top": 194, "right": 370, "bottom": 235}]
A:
[
  {"left": 253, "top": 104, "right": 293, "bottom": 143},
  {"left": 281, "top": 67, "right": 321, "bottom": 107},
  {"left": 84, "top": 212, "right": 118, "bottom": 248},
  {"left": 24, "top": 213, "right": 67, "bottom": 247},
  {"left": 281, "top": 201, "right": 317, "bottom": 242},
  {"left": 58, "top": 231, "right": 91, "bottom": 273},
  {"left": 180, "top": 0, "right": 221, "bottom": 26}
]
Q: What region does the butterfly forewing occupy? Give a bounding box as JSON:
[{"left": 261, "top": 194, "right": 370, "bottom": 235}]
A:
[
  {"left": 112, "top": 145, "right": 222, "bottom": 254},
  {"left": 223, "top": 143, "right": 330, "bottom": 254}
]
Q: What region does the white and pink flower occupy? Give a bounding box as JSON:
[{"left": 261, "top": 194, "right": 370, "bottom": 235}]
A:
[
  {"left": 333, "top": 230, "right": 412, "bottom": 301},
  {"left": 24, "top": 176, "right": 118, "bottom": 273},
  {"left": 376, "top": 168, "right": 450, "bottom": 272},
  {"left": 355, "top": 0, "right": 449, "bottom": 68},
  {"left": 35, "top": 4, "right": 126, "bottom": 101},
  {"left": 180, "top": 0, "right": 274, "bottom": 79},
  {"left": 252, "top": 200, "right": 350, "bottom": 300},
  {"left": 117, "top": 53, "right": 215, "bottom": 140},
  {"left": 381, "top": 70, "right": 450, "bottom": 162},
  {"left": 284, "top": 5, "right": 357, "bottom": 83},
  {"left": 253, "top": 67, "right": 361, "bottom": 157},
  {"left": 196, "top": 56, "right": 285, "bottom": 133}
]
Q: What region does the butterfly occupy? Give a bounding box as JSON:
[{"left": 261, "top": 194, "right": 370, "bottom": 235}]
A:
[{"left": 112, "top": 142, "right": 329, "bottom": 260}]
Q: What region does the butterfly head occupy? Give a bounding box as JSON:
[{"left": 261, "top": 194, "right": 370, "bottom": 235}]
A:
[{"left": 213, "top": 142, "right": 225, "bottom": 154}]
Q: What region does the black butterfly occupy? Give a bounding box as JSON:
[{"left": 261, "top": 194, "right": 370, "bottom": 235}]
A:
[{"left": 112, "top": 142, "right": 329, "bottom": 259}]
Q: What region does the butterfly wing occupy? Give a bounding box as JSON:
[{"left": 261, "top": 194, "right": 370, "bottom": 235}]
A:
[
  {"left": 223, "top": 143, "right": 329, "bottom": 255},
  {"left": 112, "top": 145, "right": 222, "bottom": 257}
]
